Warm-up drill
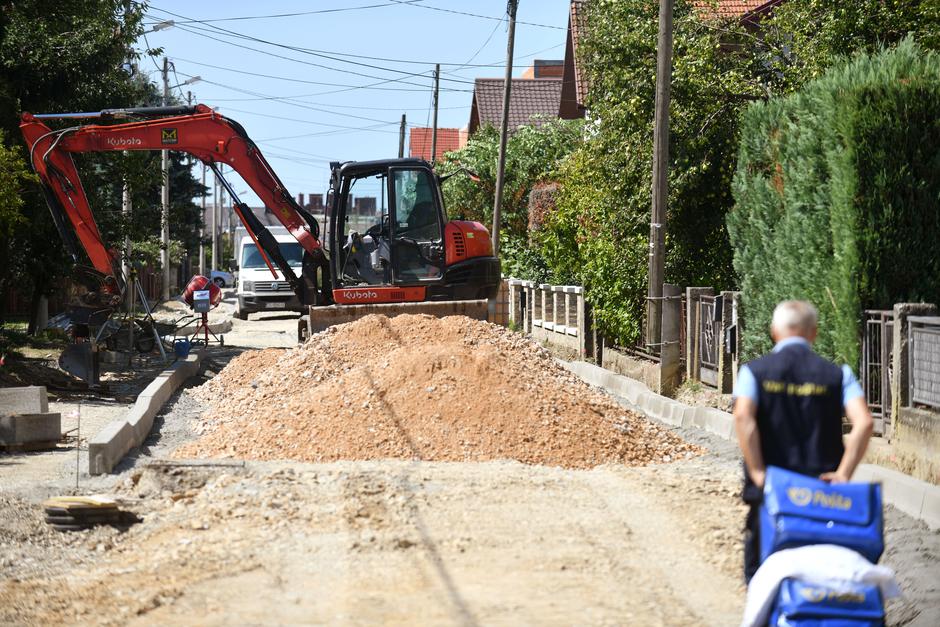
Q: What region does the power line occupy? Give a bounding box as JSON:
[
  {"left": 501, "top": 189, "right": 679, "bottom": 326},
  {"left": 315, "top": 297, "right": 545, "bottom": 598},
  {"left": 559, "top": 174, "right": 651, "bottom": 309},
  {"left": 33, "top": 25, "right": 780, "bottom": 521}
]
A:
[
  {"left": 148, "top": 6, "right": 478, "bottom": 86},
  {"left": 168, "top": 21, "right": 448, "bottom": 92},
  {"left": 258, "top": 125, "right": 393, "bottom": 143},
  {"left": 144, "top": 0, "right": 562, "bottom": 31},
  {"left": 387, "top": 0, "right": 563, "bottom": 30},
  {"left": 183, "top": 72, "right": 410, "bottom": 133},
  {"left": 150, "top": 17, "right": 533, "bottom": 68},
  {"left": 204, "top": 93, "right": 466, "bottom": 111},
  {"left": 181, "top": 73, "right": 402, "bottom": 126},
  {"left": 141, "top": 0, "right": 426, "bottom": 24},
  {"left": 442, "top": 42, "right": 567, "bottom": 77},
  {"left": 218, "top": 106, "right": 405, "bottom": 136},
  {"left": 169, "top": 56, "right": 449, "bottom": 94}
]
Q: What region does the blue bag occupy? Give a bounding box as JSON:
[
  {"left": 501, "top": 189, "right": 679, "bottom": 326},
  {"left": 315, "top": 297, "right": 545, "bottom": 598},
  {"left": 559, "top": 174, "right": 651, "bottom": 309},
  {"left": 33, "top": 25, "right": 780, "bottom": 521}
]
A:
[
  {"left": 768, "top": 578, "right": 884, "bottom": 626},
  {"left": 760, "top": 466, "right": 883, "bottom": 564}
]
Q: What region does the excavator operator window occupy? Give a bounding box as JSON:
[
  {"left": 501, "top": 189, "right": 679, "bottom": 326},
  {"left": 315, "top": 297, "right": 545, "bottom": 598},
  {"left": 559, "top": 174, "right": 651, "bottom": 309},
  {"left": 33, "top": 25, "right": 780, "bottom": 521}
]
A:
[
  {"left": 339, "top": 172, "right": 389, "bottom": 286},
  {"left": 390, "top": 168, "right": 443, "bottom": 282}
]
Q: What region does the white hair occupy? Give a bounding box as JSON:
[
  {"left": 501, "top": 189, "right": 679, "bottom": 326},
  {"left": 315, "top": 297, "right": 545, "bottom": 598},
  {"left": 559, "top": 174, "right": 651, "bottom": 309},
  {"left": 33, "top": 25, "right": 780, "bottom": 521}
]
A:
[{"left": 771, "top": 300, "right": 818, "bottom": 335}]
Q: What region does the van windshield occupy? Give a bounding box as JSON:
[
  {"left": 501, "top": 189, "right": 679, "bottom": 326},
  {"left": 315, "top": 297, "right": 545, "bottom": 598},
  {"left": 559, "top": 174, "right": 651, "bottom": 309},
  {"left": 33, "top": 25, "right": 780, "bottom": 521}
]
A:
[{"left": 241, "top": 242, "right": 304, "bottom": 269}]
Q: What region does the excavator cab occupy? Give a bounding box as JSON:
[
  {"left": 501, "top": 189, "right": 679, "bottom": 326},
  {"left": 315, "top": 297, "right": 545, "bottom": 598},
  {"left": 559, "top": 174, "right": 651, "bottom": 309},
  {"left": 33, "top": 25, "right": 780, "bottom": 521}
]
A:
[{"left": 324, "top": 159, "right": 499, "bottom": 305}]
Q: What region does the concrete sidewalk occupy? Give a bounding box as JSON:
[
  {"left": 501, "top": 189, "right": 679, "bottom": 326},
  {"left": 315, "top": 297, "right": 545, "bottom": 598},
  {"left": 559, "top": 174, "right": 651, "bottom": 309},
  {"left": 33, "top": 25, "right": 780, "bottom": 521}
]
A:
[{"left": 562, "top": 359, "right": 940, "bottom": 530}]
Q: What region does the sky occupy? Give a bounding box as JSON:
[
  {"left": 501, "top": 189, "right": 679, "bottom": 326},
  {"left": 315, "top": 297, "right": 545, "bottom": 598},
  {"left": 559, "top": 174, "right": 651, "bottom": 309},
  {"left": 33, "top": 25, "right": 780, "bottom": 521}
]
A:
[{"left": 137, "top": 0, "right": 571, "bottom": 207}]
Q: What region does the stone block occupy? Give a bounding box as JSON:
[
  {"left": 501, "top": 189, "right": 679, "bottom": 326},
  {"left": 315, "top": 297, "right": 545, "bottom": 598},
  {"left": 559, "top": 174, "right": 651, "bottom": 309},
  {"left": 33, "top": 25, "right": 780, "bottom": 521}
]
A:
[
  {"left": 921, "top": 486, "right": 940, "bottom": 530},
  {"left": 0, "top": 386, "right": 48, "bottom": 416},
  {"left": 0, "top": 412, "right": 61, "bottom": 445},
  {"left": 88, "top": 352, "right": 202, "bottom": 475},
  {"left": 88, "top": 420, "right": 136, "bottom": 475}
]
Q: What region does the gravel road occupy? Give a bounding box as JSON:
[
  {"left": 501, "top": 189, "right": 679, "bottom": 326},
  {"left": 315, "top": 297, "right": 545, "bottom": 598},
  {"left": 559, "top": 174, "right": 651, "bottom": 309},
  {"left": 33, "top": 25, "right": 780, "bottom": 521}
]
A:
[{"left": 1, "top": 317, "right": 938, "bottom": 625}]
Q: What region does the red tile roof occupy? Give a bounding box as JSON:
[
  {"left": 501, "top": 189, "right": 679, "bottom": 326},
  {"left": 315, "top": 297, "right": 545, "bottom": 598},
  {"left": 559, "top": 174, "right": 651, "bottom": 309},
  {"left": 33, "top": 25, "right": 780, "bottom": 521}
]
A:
[
  {"left": 409, "top": 127, "right": 462, "bottom": 162},
  {"left": 569, "top": 0, "right": 589, "bottom": 106},
  {"left": 469, "top": 77, "right": 563, "bottom": 133},
  {"left": 694, "top": 0, "right": 781, "bottom": 21}
]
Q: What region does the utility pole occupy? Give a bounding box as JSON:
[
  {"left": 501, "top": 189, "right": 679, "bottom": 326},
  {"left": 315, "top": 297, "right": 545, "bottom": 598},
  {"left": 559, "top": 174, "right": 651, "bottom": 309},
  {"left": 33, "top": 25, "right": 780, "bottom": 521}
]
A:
[
  {"left": 212, "top": 165, "right": 219, "bottom": 272},
  {"left": 200, "top": 162, "right": 207, "bottom": 276},
  {"left": 647, "top": 0, "right": 674, "bottom": 349},
  {"left": 219, "top": 167, "right": 227, "bottom": 266},
  {"left": 122, "top": 173, "right": 132, "bottom": 309},
  {"left": 430, "top": 63, "right": 440, "bottom": 166},
  {"left": 185, "top": 89, "right": 206, "bottom": 277},
  {"left": 491, "top": 0, "right": 518, "bottom": 258},
  {"left": 160, "top": 56, "right": 171, "bottom": 301},
  {"left": 398, "top": 114, "right": 406, "bottom": 158}
]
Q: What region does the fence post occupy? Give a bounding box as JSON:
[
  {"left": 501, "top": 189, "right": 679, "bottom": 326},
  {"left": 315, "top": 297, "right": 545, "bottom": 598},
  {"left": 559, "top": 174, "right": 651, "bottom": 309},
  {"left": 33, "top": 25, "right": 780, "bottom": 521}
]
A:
[
  {"left": 588, "top": 298, "right": 602, "bottom": 364},
  {"left": 574, "top": 286, "right": 590, "bottom": 359},
  {"left": 717, "top": 290, "right": 741, "bottom": 394},
  {"left": 658, "top": 283, "right": 682, "bottom": 397},
  {"left": 685, "top": 287, "right": 714, "bottom": 381},
  {"left": 551, "top": 286, "right": 560, "bottom": 332},
  {"left": 523, "top": 281, "right": 534, "bottom": 333},
  {"left": 508, "top": 279, "right": 522, "bottom": 329},
  {"left": 889, "top": 302, "right": 938, "bottom": 441}
]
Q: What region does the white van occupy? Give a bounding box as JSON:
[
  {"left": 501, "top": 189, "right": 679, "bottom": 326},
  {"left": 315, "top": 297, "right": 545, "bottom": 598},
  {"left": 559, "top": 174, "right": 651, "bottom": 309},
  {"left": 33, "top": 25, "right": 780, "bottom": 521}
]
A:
[{"left": 234, "top": 227, "right": 305, "bottom": 319}]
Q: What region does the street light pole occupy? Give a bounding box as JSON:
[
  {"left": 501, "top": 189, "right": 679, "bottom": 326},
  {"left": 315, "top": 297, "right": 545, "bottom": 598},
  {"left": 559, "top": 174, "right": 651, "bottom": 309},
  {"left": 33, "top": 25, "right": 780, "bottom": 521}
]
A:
[
  {"left": 491, "top": 0, "right": 519, "bottom": 258},
  {"left": 160, "top": 57, "right": 171, "bottom": 301},
  {"left": 212, "top": 168, "right": 219, "bottom": 272},
  {"left": 431, "top": 64, "right": 440, "bottom": 166},
  {"left": 398, "top": 114, "right": 406, "bottom": 158}
]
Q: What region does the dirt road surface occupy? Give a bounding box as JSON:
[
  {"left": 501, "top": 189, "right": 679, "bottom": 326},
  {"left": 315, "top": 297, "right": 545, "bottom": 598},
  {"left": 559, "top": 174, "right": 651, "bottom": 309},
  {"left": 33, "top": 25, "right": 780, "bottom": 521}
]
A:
[
  {"left": 0, "top": 454, "right": 747, "bottom": 626},
  {"left": 2, "top": 312, "right": 938, "bottom": 625}
]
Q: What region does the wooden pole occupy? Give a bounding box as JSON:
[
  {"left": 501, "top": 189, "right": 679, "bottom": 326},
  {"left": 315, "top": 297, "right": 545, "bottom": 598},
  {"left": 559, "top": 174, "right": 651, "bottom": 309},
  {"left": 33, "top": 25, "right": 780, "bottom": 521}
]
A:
[
  {"left": 491, "top": 0, "right": 518, "bottom": 258},
  {"left": 431, "top": 64, "right": 440, "bottom": 165},
  {"left": 647, "top": 0, "right": 674, "bottom": 348},
  {"left": 160, "top": 57, "right": 171, "bottom": 300},
  {"left": 398, "top": 114, "right": 406, "bottom": 158}
]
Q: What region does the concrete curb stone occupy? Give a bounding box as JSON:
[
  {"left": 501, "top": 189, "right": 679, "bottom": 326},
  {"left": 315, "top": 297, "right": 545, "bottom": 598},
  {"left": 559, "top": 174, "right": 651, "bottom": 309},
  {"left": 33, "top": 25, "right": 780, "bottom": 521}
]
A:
[
  {"left": 561, "top": 359, "right": 940, "bottom": 531},
  {"left": 88, "top": 351, "right": 202, "bottom": 475}
]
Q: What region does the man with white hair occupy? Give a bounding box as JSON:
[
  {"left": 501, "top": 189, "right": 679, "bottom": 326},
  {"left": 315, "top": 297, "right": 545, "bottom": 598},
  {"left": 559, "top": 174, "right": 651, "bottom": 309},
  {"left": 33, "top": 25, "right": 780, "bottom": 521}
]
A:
[{"left": 733, "top": 300, "right": 874, "bottom": 582}]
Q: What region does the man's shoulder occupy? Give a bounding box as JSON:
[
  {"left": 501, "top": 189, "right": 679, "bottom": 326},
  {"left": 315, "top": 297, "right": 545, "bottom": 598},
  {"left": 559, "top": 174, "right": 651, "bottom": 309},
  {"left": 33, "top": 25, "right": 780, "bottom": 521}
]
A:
[
  {"left": 747, "top": 344, "right": 842, "bottom": 378},
  {"left": 744, "top": 351, "right": 776, "bottom": 376}
]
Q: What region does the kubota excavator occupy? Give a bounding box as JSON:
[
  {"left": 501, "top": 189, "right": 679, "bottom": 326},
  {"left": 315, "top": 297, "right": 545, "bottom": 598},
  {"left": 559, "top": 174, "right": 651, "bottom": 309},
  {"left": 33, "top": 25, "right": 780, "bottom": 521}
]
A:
[{"left": 21, "top": 104, "right": 500, "bottom": 377}]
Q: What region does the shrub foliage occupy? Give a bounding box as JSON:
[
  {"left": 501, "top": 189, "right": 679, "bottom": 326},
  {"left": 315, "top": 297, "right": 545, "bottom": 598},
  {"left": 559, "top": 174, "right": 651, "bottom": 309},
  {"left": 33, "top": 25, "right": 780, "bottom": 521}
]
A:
[{"left": 728, "top": 40, "right": 940, "bottom": 365}]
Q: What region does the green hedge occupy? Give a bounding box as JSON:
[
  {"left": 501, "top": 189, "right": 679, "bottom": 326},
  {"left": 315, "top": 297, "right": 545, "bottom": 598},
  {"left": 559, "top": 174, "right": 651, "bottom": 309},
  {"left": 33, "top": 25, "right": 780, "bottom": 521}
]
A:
[{"left": 728, "top": 39, "right": 940, "bottom": 367}]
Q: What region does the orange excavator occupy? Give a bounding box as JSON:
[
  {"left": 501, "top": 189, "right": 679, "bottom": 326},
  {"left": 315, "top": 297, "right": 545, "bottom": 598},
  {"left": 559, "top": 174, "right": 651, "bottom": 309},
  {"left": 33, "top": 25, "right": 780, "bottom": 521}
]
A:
[
  {"left": 21, "top": 104, "right": 500, "bottom": 375},
  {"left": 21, "top": 104, "right": 500, "bottom": 308}
]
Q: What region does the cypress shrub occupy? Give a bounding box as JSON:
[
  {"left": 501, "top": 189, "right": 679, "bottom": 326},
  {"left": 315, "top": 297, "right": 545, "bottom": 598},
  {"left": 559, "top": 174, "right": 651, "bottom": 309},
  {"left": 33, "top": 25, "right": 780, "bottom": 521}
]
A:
[{"left": 728, "top": 39, "right": 940, "bottom": 367}]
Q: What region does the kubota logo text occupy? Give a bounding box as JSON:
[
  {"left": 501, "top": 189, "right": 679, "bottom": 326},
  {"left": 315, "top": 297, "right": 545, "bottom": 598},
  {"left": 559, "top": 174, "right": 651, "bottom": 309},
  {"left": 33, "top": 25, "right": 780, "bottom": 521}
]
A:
[
  {"left": 342, "top": 290, "right": 378, "bottom": 300},
  {"left": 105, "top": 137, "right": 142, "bottom": 147}
]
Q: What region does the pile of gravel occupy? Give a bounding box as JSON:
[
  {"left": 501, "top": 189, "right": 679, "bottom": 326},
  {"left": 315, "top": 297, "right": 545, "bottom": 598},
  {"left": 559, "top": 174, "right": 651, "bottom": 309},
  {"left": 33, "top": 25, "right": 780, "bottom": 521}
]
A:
[{"left": 176, "top": 314, "right": 699, "bottom": 468}]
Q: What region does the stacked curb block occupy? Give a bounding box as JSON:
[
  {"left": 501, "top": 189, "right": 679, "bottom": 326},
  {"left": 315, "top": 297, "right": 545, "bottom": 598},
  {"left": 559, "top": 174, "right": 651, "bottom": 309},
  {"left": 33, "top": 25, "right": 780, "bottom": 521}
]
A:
[
  {"left": 88, "top": 352, "right": 203, "bottom": 475},
  {"left": 561, "top": 359, "right": 940, "bottom": 531}
]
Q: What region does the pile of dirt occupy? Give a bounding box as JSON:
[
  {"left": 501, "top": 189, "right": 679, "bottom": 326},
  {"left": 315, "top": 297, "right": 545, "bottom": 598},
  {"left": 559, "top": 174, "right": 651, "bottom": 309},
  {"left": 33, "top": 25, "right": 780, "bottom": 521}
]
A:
[{"left": 176, "top": 314, "right": 699, "bottom": 468}]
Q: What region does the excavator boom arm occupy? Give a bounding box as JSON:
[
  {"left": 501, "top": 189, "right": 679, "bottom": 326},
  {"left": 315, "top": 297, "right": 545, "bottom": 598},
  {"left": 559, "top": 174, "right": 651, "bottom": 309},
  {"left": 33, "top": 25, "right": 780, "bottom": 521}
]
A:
[{"left": 20, "top": 104, "right": 322, "bottom": 292}]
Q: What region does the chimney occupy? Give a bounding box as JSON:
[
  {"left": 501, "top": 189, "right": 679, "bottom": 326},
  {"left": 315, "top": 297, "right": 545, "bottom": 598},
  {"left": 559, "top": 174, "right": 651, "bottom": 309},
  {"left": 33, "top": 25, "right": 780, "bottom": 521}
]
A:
[{"left": 297, "top": 192, "right": 304, "bottom": 206}]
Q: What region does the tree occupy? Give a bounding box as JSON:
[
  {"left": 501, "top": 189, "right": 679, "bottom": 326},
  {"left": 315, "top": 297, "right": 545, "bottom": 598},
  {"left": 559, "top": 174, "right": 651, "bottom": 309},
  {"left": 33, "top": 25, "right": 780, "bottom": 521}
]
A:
[
  {"left": 754, "top": 0, "right": 940, "bottom": 93},
  {"left": 0, "top": 1, "right": 207, "bottom": 324},
  {"left": 438, "top": 118, "right": 583, "bottom": 281},
  {"left": 547, "top": 0, "right": 748, "bottom": 345},
  {"left": 538, "top": 0, "right": 940, "bottom": 346}
]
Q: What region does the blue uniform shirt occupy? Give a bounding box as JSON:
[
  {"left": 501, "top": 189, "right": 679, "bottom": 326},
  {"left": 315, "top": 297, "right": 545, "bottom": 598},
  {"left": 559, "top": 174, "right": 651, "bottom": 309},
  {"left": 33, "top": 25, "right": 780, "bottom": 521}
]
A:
[{"left": 733, "top": 336, "right": 864, "bottom": 407}]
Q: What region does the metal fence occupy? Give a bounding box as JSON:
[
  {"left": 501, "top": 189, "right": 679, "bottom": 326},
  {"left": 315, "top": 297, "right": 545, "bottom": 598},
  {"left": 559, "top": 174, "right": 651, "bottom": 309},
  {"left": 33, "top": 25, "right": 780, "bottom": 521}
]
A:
[
  {"left": 908, "top": 316, "right": 940, "bottom": 410},
  {"left": 861, "top": 310, "right": 893, "bottom": 435},
  {"left": 696, "top": 295, "right": 721, "bottom": 387}
]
